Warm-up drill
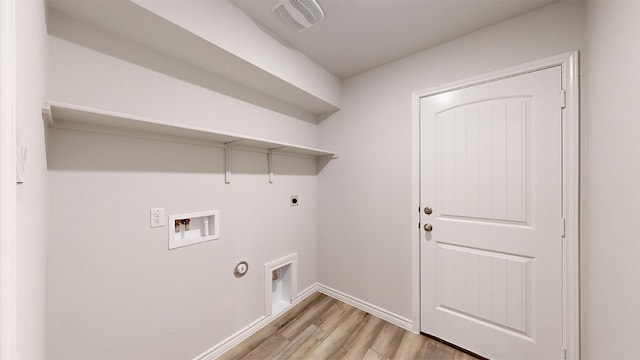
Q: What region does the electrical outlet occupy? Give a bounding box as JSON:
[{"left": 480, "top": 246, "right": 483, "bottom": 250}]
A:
[{"left": 150, "top": 208, "right": 165, "bottom": 228}]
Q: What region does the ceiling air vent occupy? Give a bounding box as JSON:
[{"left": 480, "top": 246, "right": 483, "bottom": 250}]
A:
[{"left": 273, "top": 0, "right": 324, "bottom": 32}]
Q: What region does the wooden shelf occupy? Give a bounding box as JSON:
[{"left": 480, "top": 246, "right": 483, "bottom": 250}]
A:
[{"left": 42, "top": 100, "right": 337, "bottom": 183}]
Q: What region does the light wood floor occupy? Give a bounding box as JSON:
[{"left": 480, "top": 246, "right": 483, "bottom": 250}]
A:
[{"left": 217, "top": 292, "right": 480, "bottom": 360}]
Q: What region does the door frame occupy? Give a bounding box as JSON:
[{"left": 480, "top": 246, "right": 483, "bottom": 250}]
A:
[
  {"left": 411, "top": 52, "right": 580, "bottom": 359},
  {"left": 0, "top": 0, "right": 18, "bottom": 358}
]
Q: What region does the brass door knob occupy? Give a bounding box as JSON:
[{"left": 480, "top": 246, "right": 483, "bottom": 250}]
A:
[
  {"left": 424, "top": 207, "right": 433, "bottom": 215},
  {"left": 424, "top": 223, "right": 433, "bottom": 232}
]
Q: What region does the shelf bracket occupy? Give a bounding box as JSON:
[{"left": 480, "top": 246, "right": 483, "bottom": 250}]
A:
[
  {"left": 267, "top": 147, "right": 286, "bottom": 183},
  {"left": 268, "top": 150, "right": 274, "bottom": 184},
  {"left": 225, "top": 142, "right": 233, "bottom": 184},
  {"left": 41, "top": 101, "right": 53, "bottom": 126}
]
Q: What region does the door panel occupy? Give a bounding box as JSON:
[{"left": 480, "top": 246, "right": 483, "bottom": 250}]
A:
[
  {"left": 437, "top": 243, "right": 531, "bottom": 333},
  {"left": 420, "top": 67, "right": 562, "bottom": 359},
  {"left": 437, "top": 98, "right": 529, "bottom": 223}
]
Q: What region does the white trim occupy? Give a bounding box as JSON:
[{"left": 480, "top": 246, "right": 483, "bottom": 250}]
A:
[
  {"left": 561, "top": 52, "right": 580, "bottom": 360},
  {"left": 413, "top": 52, "right": 577, "bottom": 99},
  {"left": 263, "top": 253, "right": 298, "bottom": 317},
  {"left": 193, "top": 283, "right": 318, "bottom": 360},
  {"left": 411, "top": 51, "right": 580, "bottom": 359},
  {"left": 0, "top": 0, "right": 17, "bottom": 358},
  {"left": 316, "top": 284, "right": 413, "bottom": 332},
  {"left": 411, "top": 85, "right": 422, "bottom": 333}
]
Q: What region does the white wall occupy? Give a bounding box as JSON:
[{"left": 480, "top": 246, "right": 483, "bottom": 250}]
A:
[
  {"left": 47, "top": 35, "right": 318, "bottom": 148},
  {"left": 582, "top": 1, "right": 640, "bottom": 358},
  {"left": 40, "top": 1, "right": 640, "bottom": 358},
  {"left": 318, "top": 1, "right": 584, "bottom": 322},
  {"left": 45, "top": 36, "right": 320, "bottom": 359},
  {"left": 15, "top": 0, "right": 49, "bottom": 358}
]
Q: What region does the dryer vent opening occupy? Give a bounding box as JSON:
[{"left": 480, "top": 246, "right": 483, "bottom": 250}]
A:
[{"left": 264, "top": 253, "right": 298, "bottom": 317}]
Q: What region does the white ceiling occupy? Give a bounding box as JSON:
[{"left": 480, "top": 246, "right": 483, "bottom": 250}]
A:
[{"left": 230, "top": 0, "right": 558, "bottom": 79}]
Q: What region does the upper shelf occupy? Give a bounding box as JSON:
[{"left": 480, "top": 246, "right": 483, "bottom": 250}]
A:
[
  {"left": 46, "top": 0, "right": 341, "bottom": 119},
  {"left": 42, "top": 100, "right": 337, "bottom": 159}
]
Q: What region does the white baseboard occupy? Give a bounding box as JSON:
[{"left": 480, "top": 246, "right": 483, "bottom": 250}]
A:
[
  {"left": 315, "top": 284, "right": 413, "bottom": 332},
  {"left": 195, "top": 283, "right": 413, "bottom": 359},
  {"left": 193, "top": 283, "right": 318, "bottom": 360},
  {"left": 291, "top": 283, "right": 318, "bottom": 307}
]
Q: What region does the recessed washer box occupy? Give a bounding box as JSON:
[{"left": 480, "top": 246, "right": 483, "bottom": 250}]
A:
[{"left": 168, "top": 210, "right": 219, "bottom": 250}]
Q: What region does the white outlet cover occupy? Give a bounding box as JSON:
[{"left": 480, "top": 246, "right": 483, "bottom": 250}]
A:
[{"left": 150, "top": 208, "right": 165, "bottom": 228}]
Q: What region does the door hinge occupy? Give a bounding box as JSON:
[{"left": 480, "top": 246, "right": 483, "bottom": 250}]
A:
[
  {"left": 560, "top": 89, "right": 567, "bottom": 109},
  {"left": 561, "top": 218, "right": 566, "bottom": 238}
]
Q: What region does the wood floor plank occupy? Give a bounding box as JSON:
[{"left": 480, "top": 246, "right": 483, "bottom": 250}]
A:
[
  {"left": 340, "top": 313, "right": 386, "bottom": 359},
  {"left": 307, "top": 308, "right": 368, "bottom": 359},
  {"left": 393, "top": 331, "right": 429, "bottom": 359},
  {"left": 216, "top": 343, "right": 251, "bottom": 360},
  {"left": 314, "top": 300, "right": 353, "bottom": 331},
  {"left": 285, "top": 326, "right": 329, "bottom": 360},
  {"left": 278, "top": 294, "right": 335, "bottom": 339},
  {"left": 454, "top": 350, "right": 480, "bottom": 360},
  {"left": 217, "top": 323, "right": 280, "bottom": 360},
  {"left": 362, "top": 349, "right": 389, "bottom": 360},
  {"left": 217, "top": 294, "right": 323, "bottom": 360},
  {"left": 218, "top": 293, "right": 480, "bottom": 360},
  {"left": 239, "top": 332, "right": 288, "bottom": 360},
  {"left": 273, "top": 292, "right": 326, "bottom": 331},
  {"left": 370, "top": 322, "right": 406, "bottom": 358},
  {"left": 273, "top": 323, "right": 318, "bottom": 359},
  {"left": 423, "top": 339, "right": 456, "bottom": 360}
]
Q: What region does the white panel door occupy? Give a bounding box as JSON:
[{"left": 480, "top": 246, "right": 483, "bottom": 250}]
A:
[{"left": 420, "top": 67, "right": 563, "bottom": 359}]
